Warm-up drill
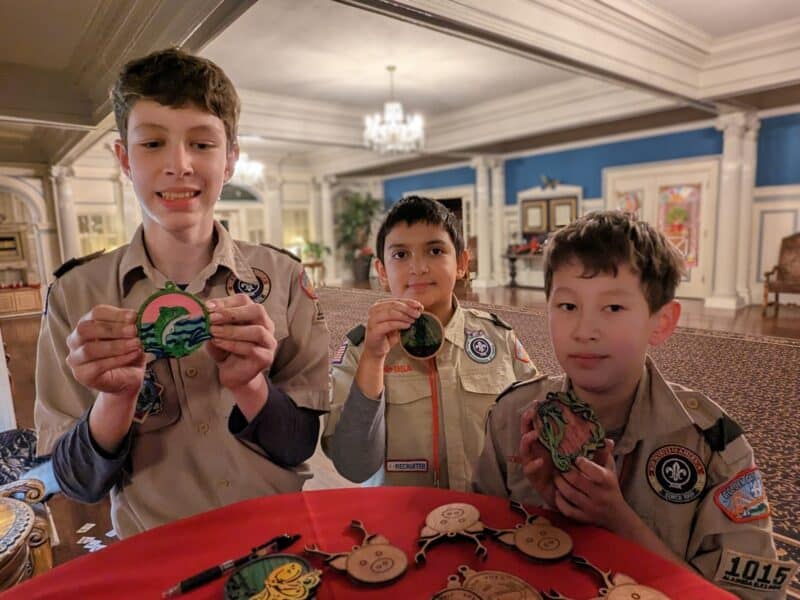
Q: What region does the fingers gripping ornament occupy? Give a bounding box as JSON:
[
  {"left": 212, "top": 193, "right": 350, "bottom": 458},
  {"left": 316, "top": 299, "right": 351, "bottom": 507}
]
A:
[
  {"left": 415, "top": 503, "right": 488, "bottom": 564},
  {"left": 432, "top": 565, "right": 543, "bottom": 600},
  {"left": 542, "top": 556, "right": 671, "bottom": 600},
  {"left": 486, "top": 501, "right": 572, "bottom": 561},
  {"left": 303, "top": 520, "right": 408, "bottom": 585}
]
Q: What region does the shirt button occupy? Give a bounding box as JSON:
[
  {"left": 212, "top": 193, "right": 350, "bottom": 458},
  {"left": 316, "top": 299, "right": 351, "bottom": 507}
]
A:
[
  {"left": 197, "top": 423, "right": 209, "bottom": 434},
  {"left": 685, "top": 397, "right": 699, "bottom": 409},
  {"left": 185, "top": 367, "right": 198, "bottom": 378},
  {"left": 218, "top": 479, "right": 230, "bottom": 488}
]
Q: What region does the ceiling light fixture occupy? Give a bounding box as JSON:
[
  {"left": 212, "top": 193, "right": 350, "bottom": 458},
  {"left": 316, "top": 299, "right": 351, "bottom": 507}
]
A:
[
  {"left": 231, "top": 152, "right": 264, "bottom": 186},
  {"left": 364, "top": 65, "right": 424, "bottom": 154}
]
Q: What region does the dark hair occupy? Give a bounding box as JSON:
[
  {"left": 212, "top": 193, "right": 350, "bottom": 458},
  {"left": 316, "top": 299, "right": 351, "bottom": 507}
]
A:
[
  {"left": 376, "top": 196, "right": 465, "bottom": 263},
  {"left": 543, "top": 210, "right": 685, "bottom": 313},
  {"left": 111, "top": 47, "right": 239, "bottom": 148}
]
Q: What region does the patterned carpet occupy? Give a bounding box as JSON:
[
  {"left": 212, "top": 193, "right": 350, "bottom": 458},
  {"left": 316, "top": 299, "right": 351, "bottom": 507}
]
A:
[{"left": 317, "top": 287, "right": 800, "bottom": 592}]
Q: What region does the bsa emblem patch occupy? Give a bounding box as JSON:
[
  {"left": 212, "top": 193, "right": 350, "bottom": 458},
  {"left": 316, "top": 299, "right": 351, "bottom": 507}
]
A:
[
  {"left": 299, "top": 270, "right": 317, "bottom": 300},
  {"left": 714, "top": 467, "right": 770, "bottom": 523},
  {"left": 226, "top": 268, "right": 271, "bottom": 304},
  {"left": 133, "top": 368, "right": 164, "bottom": 424},
  {"left": 647, "top": 445, "right": 706, "bottom": 504},
  {"left": 465, "top": 331, "right": 495, "bottom": 364},
  {"left": 514, "top": 337, "right": 530, "bottom": 363},
  {"left": 332, "top": 340, "right": 348, "bottom": 365}
]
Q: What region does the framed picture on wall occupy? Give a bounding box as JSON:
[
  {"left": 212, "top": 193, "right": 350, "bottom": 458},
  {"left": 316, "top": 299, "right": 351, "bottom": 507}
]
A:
[
  {"left": 549, "top": 197, "right": 578, "bottom": 229},
  {"left": 521, "top": 199, "right": 548, "bottom": 233},
  {"left": 0, "top": 232, "right": 22, "bottom": 261}
]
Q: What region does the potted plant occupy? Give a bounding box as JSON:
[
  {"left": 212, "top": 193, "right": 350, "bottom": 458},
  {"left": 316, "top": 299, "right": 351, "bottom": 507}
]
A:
[
  {"left": 335, "top": 192, "right": 383, "bottom": 281},
  {"left": 302, "top": 241, "right": 331, "bottom": 262}
]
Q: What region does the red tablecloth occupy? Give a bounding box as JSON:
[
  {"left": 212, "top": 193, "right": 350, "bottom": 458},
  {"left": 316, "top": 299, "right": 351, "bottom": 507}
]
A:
[{"left": 4, "top": 487, "right": 734, "bottom": 599}]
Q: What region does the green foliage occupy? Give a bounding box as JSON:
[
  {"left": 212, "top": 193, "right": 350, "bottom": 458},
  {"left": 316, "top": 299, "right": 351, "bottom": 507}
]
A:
[
  {"left": 335, "top": 192, "right": 383, "bottom": 263},
  {"left": 666, "top": 205, "right": 689, "bottom": 225},
  {"left": 302, "top": 241, "right": 331, "bottom": 261}
]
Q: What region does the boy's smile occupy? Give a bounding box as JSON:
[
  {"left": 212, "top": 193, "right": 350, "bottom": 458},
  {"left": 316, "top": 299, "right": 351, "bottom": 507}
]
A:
[
  {"left": 376, "top": 221, "right": 468, "bottom": 325},
  {"left": 114, "top": 99, "right": 237, "bottom": 240}
]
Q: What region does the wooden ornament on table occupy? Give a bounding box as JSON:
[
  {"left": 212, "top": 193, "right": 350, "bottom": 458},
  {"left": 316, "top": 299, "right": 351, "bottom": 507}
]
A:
[
  {"left": 432, "top": 564, "right": 543, "bottom": 600},
  {"left": 399, "top": 311, "right": 444, "bottom": 360},
  {"left": 224, "top": 554, "right": 321, "bottom": 600},
  {"left": 487, "top": 501, "right": 572, "bottom": 561},
  {"left": 415, "top": 503, "right": 488, "bottom": 564},
  {"left": 536, "top": 391, "right": 606, "bottom": 473},
  {"left": 542, "top": 556, "right": 671, "bottom": 600},
  {"left": 304, "top": 520, "right": 408, "bottom": 585}
]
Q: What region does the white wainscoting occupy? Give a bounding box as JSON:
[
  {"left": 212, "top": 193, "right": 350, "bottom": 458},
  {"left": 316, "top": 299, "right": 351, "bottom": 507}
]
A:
[{"left": 751, "top": 186, "right": 800, "bottom": 306}]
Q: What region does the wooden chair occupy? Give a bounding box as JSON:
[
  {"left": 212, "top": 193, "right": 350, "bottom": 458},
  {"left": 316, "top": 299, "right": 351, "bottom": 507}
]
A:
[{"left": 763, "top": 232, "right": 800, "bottom": 316}]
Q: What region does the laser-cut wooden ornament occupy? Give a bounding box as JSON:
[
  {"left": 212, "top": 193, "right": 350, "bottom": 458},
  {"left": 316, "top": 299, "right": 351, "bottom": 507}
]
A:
[
  {"left": 487, "top": 501, "right": 572, "bottom": 561},
  {"left": 304, "top": 520, "right": 408, "bottom": 585},
  {"left": 432, "top": 565, "right": 543, "bottom": 600},
  {"left": 224, "top": 554, "right": 321, "bottom": 600},
  {"left": 136, "top": 281, "right": 211, "bottom": 359},
  {"left": 542, "top": 556, "right": 671, "bottom": 600},
  {"left": 415, "top": 503, "right": 488, "bottom": 564},
  {"left": 536, "top": 391, "right": 606, "bottom": 473},
  {"left": 399, "top": 311, "right": 444, "bottom": 360}
]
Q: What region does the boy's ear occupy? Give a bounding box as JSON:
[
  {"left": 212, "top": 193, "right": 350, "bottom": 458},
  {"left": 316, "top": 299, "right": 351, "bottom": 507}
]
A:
[
  {"left": 457, "top": 249, "right": 469, "bottom": 280},
  {"left": 224, "top": 141, "right": 240, "bottom": 182},
  {"left": 648, "top": 300, "right": 681, "bottom": 346},
  {"left": 113, "top": 139, "right": 131, "bottom": 178},
  {"left": 375, "top": 259, "right": 390, "bottom": 291}
]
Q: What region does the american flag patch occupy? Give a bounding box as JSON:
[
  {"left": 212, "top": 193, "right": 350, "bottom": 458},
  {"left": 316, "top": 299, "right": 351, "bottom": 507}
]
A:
[{"left": 332, "top": 340, "right": 348, "bottom": 365}]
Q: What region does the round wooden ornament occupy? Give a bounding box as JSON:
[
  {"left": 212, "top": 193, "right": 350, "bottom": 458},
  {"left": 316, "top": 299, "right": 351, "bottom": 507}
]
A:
[
  {"left": 224, "top": 553, "right": 321, "bottom": 600},
  {"left": 543, "top": 556, "right": 671, "bottom": 600},
  {"left": 136, "top": 281, "right": 212, "bottom": 359},
  {"left": 416, "top": 503, "right": 488, "bottom": 564},
  {"left": 489, "top": 501, "right": 572, "bottom": 561},
  {"left": 433, "top": 565, "right": 543, "bottom": 600},
  {"left": 399, "top": 311, "right": 444, "bottom": 360}
]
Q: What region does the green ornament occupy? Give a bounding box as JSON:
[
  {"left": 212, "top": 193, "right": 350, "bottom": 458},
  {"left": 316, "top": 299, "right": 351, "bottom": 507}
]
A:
[{"left": 136, "top": 281, "right": 211, "bottom": 359}]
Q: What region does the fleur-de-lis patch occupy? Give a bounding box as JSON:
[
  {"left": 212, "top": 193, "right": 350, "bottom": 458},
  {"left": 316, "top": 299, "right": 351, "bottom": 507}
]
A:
[{"left": 646, "top": 445, "right": 706, "bottom": 504}]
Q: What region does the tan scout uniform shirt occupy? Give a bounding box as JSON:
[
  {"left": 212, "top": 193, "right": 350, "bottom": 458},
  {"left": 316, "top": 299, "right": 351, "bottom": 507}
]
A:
[
  {"left": 323, "top": 300, "right": 537, "bottom": 491},
  {"left": 35, "top": 223, "right": 330, "bottom": 538},
  {"left": 473, "top": 357, "right": 790, "bottom": 599}
]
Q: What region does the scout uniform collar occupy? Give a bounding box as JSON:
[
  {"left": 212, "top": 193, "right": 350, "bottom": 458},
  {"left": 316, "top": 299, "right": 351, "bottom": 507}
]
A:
[{"left": 118, "top": 221, "right": 257, "bottom": 297}]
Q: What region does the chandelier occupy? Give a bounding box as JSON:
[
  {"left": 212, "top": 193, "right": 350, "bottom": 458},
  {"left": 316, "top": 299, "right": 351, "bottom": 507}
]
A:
[
  {"left": 232, "top": 152, "right": 264, "bottom": 186},
  {"left": 364, "top": 66, "right": 424, "bottom": 154}
]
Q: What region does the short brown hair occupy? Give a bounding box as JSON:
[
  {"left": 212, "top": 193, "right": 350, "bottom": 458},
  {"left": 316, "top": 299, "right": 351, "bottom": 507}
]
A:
[
  {"left": 543, "top": 210, "right": 685, "bottom": 313},
  {"left": 111, "top": 47, "right": 239, "bottom": 148}
]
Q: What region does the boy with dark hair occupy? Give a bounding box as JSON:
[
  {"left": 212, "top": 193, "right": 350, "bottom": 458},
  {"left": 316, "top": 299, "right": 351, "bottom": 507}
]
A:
[
  {"left": 35, "top": 48, "right": 330, "bottom": 538},
  {"left": 473, "top": 211, "right": 786, "bottom": 598},
  {"left": 323, "top": 195, "right": 538, "bottom": 491}
]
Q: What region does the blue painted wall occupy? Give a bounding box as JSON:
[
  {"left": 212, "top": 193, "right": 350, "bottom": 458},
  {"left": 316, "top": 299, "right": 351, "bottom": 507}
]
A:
[
  {"left": 381, "top": 113, "right": 800, "bottom": 205},
  {"left": 756, "top": 113, "right": 800, "bottom": 187}
]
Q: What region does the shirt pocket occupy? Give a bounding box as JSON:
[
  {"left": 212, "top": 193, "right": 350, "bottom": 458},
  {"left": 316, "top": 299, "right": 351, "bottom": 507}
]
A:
[
  {"left": 384, "top": 375, "right": 432, "bottom": 458},
  {"left": 459, "top": 363, "right": 517, "bottom": 427}
]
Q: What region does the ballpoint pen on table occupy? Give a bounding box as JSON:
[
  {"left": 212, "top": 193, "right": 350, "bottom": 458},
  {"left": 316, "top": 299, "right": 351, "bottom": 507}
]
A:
[{"left": 161, "top": 533, "right": 301, "bottom": 598}]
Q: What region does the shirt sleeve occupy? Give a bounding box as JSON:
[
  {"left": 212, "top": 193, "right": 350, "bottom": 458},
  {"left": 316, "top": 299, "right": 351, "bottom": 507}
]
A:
[
  {"left": 686, "top": 435, "right": 785, "bottom": 599},
  {"left": 509, "top": 332, "right": 539, "bottom": 381},
  {"left": 471, "top": 404, "right": 512, "bottom": 498},
  {"left": 268, "top": 263, "right": 330, "bottom": 412},
  {"left": 51, "top": 409, "right": 132, "bottom": 503},
  {"left": 228, "top": 379, "right": 320, "bottom": 468}
]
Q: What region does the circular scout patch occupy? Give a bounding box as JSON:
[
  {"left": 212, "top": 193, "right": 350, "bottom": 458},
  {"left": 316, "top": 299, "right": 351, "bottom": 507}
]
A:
[
  {"left": 225, "top": 554, "right": 321, "bottom": 600},
  {"left": 136, "top": 281, "right": 211, "bottom": 359},
  {"left": 299, "top": 270, "right": 317, "bottom": 300},
  {"left": 647, "top": 445, "right": 706, "bottom": 504},
  {"left": 226, "top": 268, "right": 271, "bottom": 304},
  {"left": 465, "top": 332, "right": 496, "bottom": 364}
]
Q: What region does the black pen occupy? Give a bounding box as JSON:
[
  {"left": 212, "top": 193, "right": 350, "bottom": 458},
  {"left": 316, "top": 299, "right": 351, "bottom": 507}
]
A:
[{"left": 161, "top": 533, "right": 300, "bottom": 598}]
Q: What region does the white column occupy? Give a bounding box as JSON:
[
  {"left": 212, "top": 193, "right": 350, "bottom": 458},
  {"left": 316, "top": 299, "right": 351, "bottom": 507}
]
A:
[
  {"left": 490, "top": 158, "right": 506, "bottom": 285},
  {"left": 706, "top": 113, "right": 746, "bottom": 310},
  {"left": 262, "top": 175, "right": 283, "bottom": 246},
  {"left": 471, "top": 157, "right": 492, "bottom": 287},
  {"left": 320, "top": 175, "right": 340, "bottom": 285},
  {"left": 51, "top": 166, "right": 81, "bottom": 261},
  {"left": 116, "top": 172, "right": 140, "bottom": 240},
  {"left": 736, "top": 114, "right": 759, "bottom": 305},
  {"left": 309, "top": 178, "right": 322, "bottom": 245}
]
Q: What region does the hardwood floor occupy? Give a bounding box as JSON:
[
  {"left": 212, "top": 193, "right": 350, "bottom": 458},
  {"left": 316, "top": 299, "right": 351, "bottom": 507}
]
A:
[{"left": 1, "top": 285, "right": 797, "bottom": 567}]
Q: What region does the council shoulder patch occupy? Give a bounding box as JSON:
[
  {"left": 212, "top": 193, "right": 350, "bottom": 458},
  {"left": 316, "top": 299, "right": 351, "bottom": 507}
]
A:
[
  {"left": 226, "top": 268, "right": 271, "bottom": 304},
  {"left": 299, "top": 269, "right": 317, "bottom": 300},
  {"left": 646, "top": 444, "right": 706, "bottom": 504},
  {"left": 714, "top": 548, "right": 797, "bottom": 595},
  {"left": 514, "top": 337, "right": 530, "bottom": 363},
  {"left": 714, "top": 467, "right": 770, "bottom": 523}
]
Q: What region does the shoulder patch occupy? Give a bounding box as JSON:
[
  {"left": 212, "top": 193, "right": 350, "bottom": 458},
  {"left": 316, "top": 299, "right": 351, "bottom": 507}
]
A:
[
  {"left": 260, "top": 243, "right": 301, "bottom": 263},
  {"left": 703, "top": 415, "right": 744, "bottom": 452},
  {"left": 490, "top": 312, "right": 512, "bottom": 330},
  {"left": 496, "top": 374, "right": 547, "bottom": 403},
  {"left": 346, "top": 324, "right": 366, "bottom": 346},
  {"left": 53, "top": 249, "right": 105, "bottom": 278}
]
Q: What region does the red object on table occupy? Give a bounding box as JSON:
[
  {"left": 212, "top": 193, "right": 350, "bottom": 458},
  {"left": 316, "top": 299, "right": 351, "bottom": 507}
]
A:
[{"left": 4, "top": 487, "right": 734, "bottom": 599}]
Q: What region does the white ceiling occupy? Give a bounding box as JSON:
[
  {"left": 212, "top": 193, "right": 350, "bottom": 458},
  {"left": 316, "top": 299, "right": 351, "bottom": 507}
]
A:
[{"left": 647, "top": 0, "right": 800, "bottom": 38}]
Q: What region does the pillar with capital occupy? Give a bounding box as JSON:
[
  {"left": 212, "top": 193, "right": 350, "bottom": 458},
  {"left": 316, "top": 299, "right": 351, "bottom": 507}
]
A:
[
  {"left": 471, "top": 156, "right": 492, "bottom": 287},
  {"left": 50, "top": 166, "right": 81, "bottom": 262},
  {"left": 736, "top": 113, "right": 759, "bottom": 305},
  {"left": 320, "top": 175, "right": 340, "bottom": 285},
  {"left": 707, "top": 112, "right": 747, "bottom": 310},
  {"left": 489, "top": 158, "right": 506, "bottom": 285}
]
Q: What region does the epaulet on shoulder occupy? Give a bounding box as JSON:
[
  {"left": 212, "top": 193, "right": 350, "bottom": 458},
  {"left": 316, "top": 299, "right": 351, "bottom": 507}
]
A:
[
  {"left": 260, "top": 243, "right": 301, "bottom": 263},
  {"left": 469, "top": 308, "right": 513, "bottom": 330},
  {"left": 496, "top": 374, "right": 547, "bottom": 403},
  {"left": 346, "top": 324, "right": 366, "bottom": 346},
  {"left": 675, "top": 390, "right": 743, "bottom": 452},
  {"left": 53, "top": 249, "right": 105, "bottom": 279}
]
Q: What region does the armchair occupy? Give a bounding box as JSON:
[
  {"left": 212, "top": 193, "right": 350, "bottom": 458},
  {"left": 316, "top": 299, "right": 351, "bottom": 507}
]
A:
[{"left": 763, "top": 232, "right": 800, "bottom": 316}]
